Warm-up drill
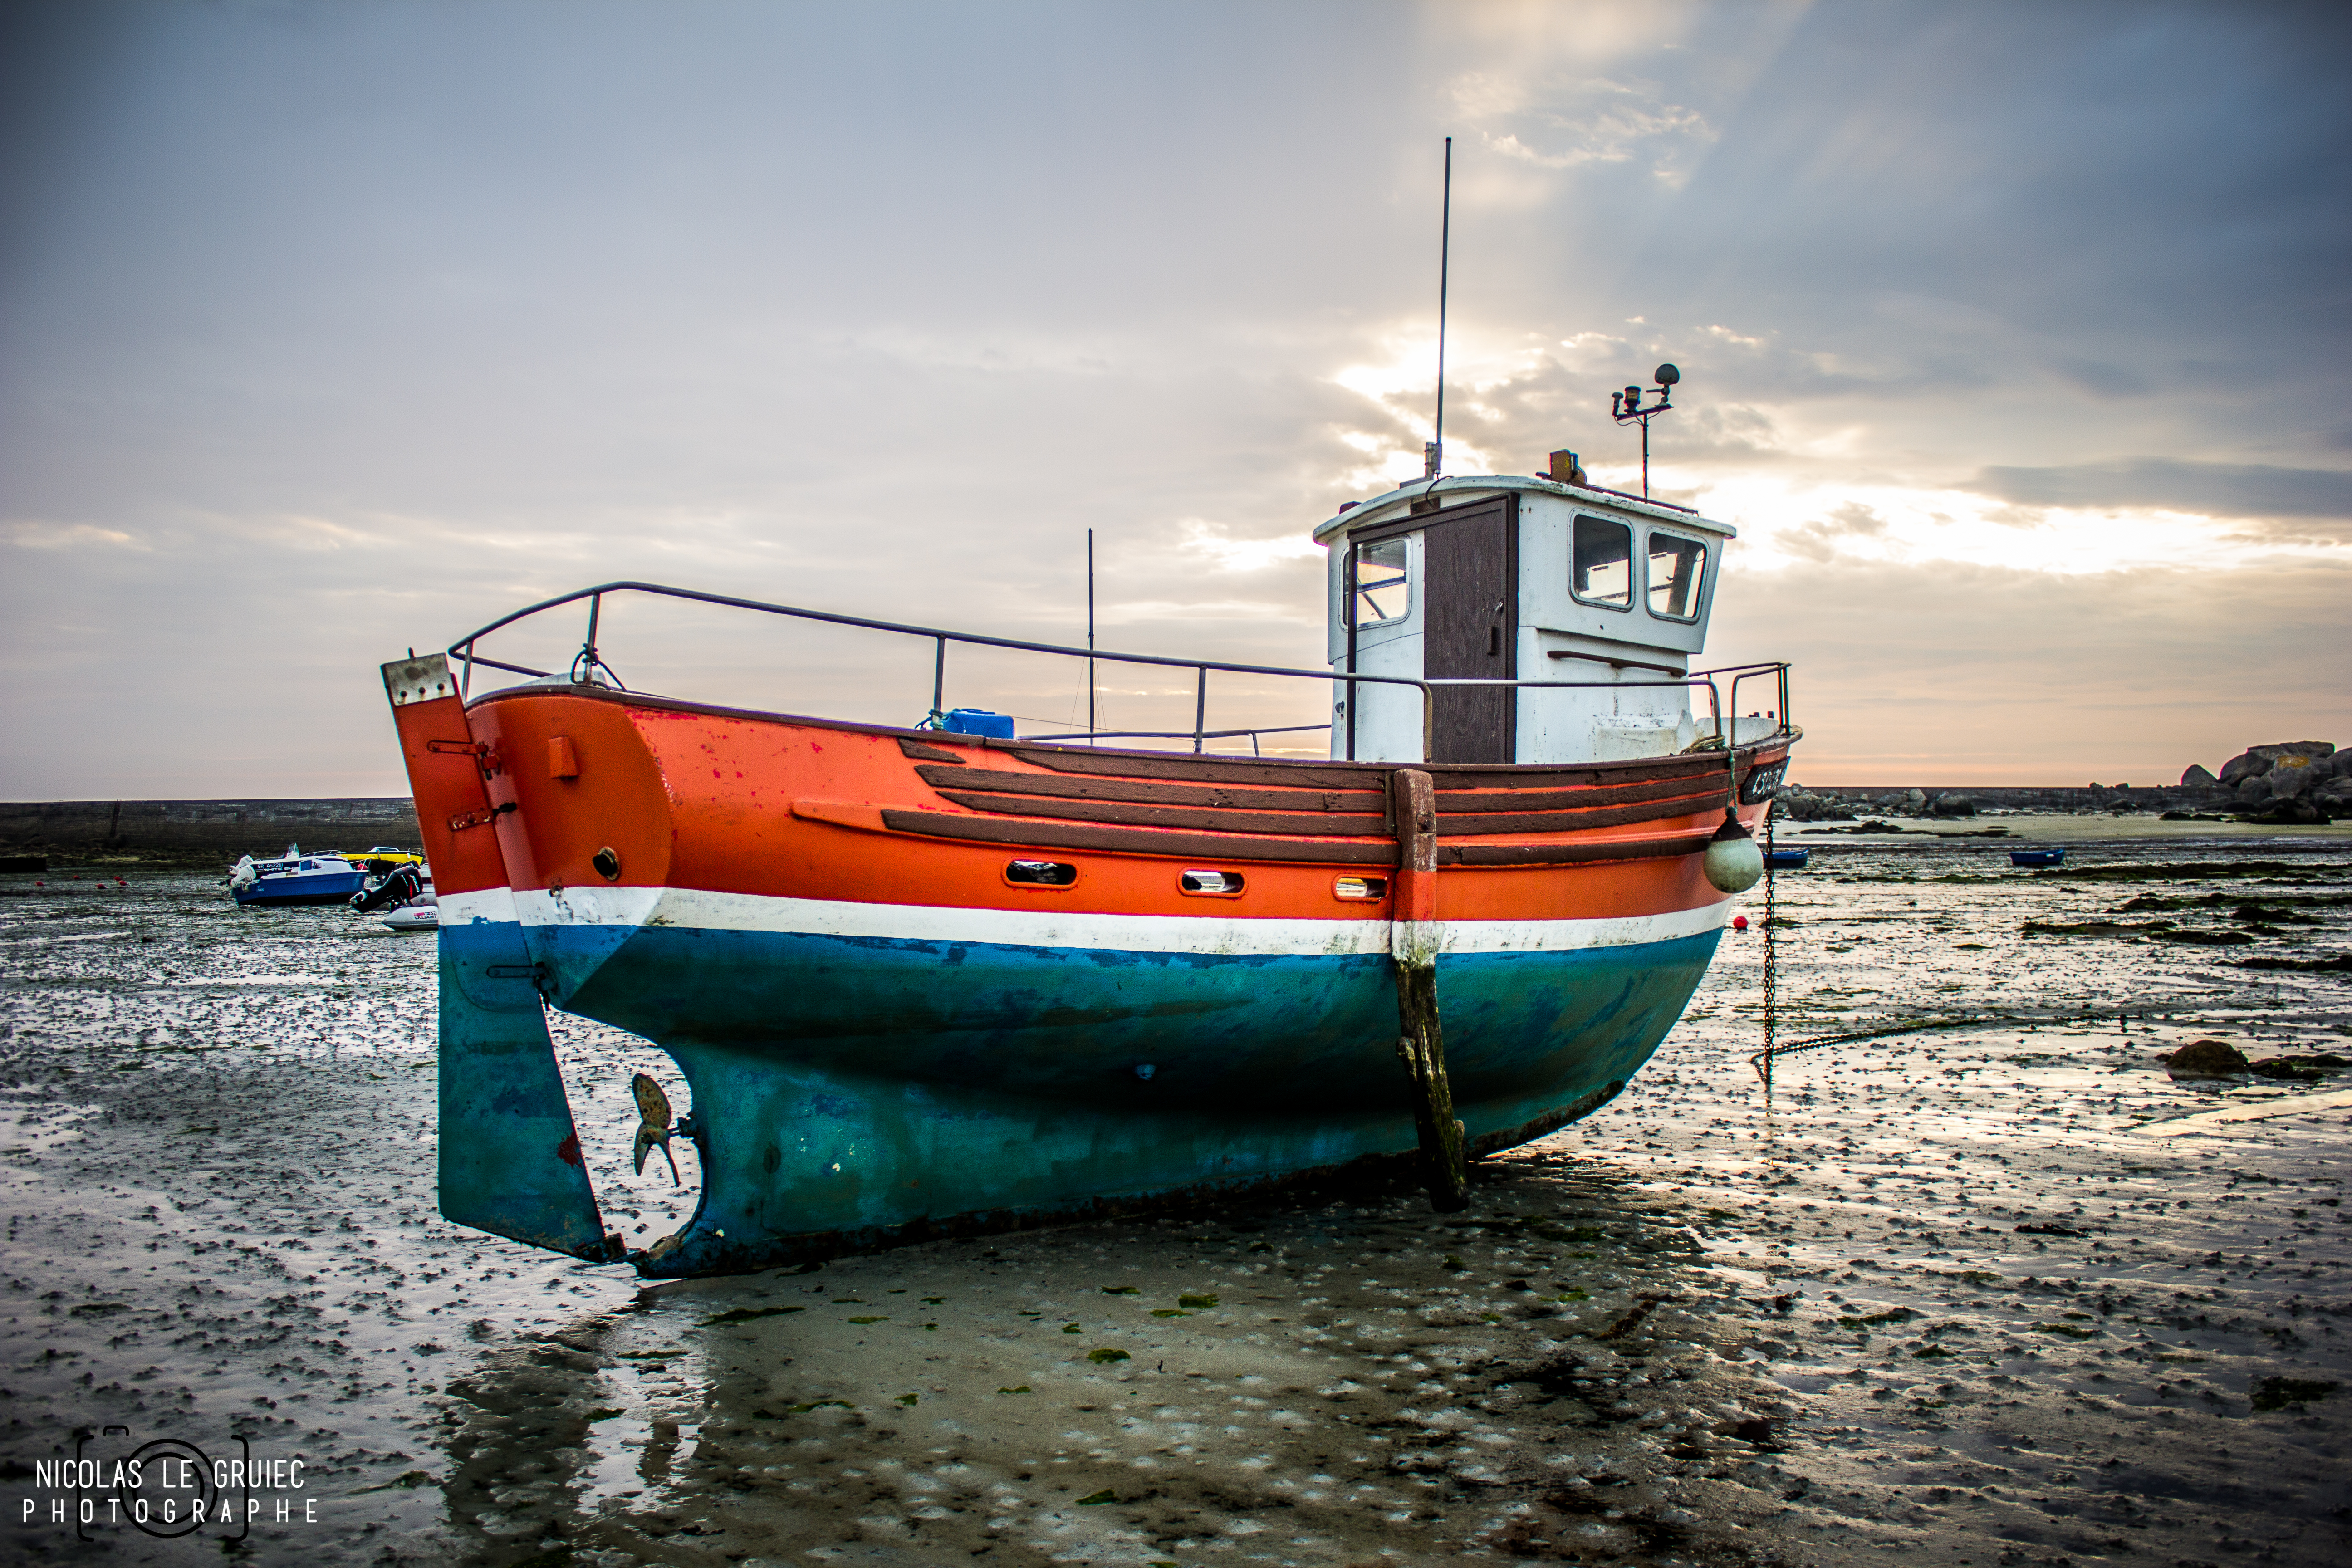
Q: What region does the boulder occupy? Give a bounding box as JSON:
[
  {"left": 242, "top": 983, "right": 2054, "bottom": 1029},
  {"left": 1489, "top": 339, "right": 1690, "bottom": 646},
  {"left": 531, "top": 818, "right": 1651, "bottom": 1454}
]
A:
[
  {"left": 2219, "top": 741, "right": 2336, "bottom": 785},
  {"left": 2247, "top": 797, "right": 2325, "bottom": 825},
  {"left": 2267, "top": 755, "right": 2321, "bottom": 798},
  {"left": 2180, "top": 764, "right": 2218, "bottom": 789},
  {"left": 2235, "top": 774, "right": 2277, "bottom": 808},
  {"left": 1904, "top": 788, "right": 1926, "bottom": 808},
  {"left": 1931, "top": 794, "right": 1977, "bottom": 818},
  {"left": 2314, "top": 775, "right": 2352, "bottom": 812},
  {"left": 1772, "top": 787, "right": 1855, "bottom": 823},
  {"left": 2162, "top": 1039, "right": 2249, "bottom": 1076}
]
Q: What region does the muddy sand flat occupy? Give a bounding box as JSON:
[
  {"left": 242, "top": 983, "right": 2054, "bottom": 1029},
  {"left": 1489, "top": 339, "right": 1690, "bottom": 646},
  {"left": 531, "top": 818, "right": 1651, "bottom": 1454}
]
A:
[{"left": 1, "top": 838, "right": 2346, "bottom": 1566}]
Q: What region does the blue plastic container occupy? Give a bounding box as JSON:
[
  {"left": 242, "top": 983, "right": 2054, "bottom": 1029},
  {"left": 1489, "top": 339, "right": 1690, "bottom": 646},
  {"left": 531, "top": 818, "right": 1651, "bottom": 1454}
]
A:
[{"left": 941, "top": 708, "right": 1016, "bottom": 739}]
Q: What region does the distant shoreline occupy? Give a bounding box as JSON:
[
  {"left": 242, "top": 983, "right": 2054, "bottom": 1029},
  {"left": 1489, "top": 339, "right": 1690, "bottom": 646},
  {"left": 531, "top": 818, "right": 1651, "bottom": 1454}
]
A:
[
  {"left": 2, "top": 789, "right": 2341, "bottom": 873},
  {"left": 0, "top": 798, "right": 423, "bottom": 870}
]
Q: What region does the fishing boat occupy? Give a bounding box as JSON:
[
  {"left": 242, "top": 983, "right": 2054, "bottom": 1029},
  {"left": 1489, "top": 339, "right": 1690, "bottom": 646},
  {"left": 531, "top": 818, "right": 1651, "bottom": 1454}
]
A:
[
  {"left": 2010, "top": 847, "right": 2066, "bottom": 868},
  {"left": 381, "top": 464, "right": 1797, "bottom": 1273},
  {"left": 228, "top": 846, "right": 370, "bottom": 906},
  {"left": 1763, "top": 846, "right": 1810, "bottom": 870}
]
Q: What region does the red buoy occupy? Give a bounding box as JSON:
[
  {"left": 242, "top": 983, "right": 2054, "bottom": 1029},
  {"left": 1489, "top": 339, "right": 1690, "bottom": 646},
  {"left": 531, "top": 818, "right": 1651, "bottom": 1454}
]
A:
[{"left": 1732, "top": 914, "right": 1749, "bottom": 931}]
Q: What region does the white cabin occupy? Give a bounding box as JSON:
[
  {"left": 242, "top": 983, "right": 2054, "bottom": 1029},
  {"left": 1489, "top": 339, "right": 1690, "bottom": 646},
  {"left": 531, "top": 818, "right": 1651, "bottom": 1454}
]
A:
[{"left": 1314, "top": 475, "right": 1739, "bottom": 765}]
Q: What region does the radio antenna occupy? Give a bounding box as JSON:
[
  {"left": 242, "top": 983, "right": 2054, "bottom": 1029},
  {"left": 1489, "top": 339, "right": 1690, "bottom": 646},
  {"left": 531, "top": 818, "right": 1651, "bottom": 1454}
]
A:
[
  {"left": 1426, "top": 136, "right": 1452, "bottom": 480},
  {"left": 1086, "top": 528, "right": 1097, "bottom": 744}
]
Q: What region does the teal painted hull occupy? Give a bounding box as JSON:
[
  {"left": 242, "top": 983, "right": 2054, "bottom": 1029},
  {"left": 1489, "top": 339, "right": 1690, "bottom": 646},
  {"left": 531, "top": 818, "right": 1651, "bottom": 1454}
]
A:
[{"left": 455, "top": 917, "right": 1720, "bottom": 1276}]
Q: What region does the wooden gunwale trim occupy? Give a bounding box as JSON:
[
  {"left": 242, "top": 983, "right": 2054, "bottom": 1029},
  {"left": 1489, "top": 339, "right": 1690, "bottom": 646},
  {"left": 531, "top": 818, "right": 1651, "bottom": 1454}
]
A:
[
  {"left": 876, "top": 810, "right": 1401, "bottom": 866},
  {"left": 874, "top": 807, "right": 1707, "bottom": 870},
  {"left": 915, "top": 764, "right": 1387, "bottom": 814},
  {"left": 1439, "top": 794, "right": 1730, "bottom": 837},
  {"left": 924, "top": 785, "right": 1726, "bottom": 839},
  {"left": 929, "top": 789, "right": 1391, "bottom": 836},
  {"left": 1440, "top": 833, "right": 1710, "bottom": 867},
  {"left": 918, "top": 762, "right": 1720, "bottom": 819},
  {"left": 1430, "top": 755, "right": 1754, "bottom": 791},
  {"left": 1434, "top": 774, "right": 1735, "bottom": 813},
  {"left": 1001, "top": 739, "right": 1774, "bottom": 791}
]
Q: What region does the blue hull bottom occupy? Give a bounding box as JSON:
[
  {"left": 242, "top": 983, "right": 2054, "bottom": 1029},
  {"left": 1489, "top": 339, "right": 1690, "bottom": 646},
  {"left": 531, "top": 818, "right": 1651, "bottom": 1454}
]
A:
[{"left": 440, "top": 919, "right": 1720, "bottom": 1275}]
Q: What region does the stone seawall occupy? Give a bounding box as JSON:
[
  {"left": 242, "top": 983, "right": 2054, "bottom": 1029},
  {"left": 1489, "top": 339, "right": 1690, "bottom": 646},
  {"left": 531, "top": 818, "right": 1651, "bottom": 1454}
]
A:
[{"left": 0, "top": 799, "right": 422, "bottom": 870}]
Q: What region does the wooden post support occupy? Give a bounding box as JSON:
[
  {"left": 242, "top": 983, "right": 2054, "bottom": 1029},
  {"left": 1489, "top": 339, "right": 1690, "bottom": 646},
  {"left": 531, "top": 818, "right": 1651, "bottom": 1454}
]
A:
[{"left": 1390, "top": 767, "right": 1468, "bottom": 1211}]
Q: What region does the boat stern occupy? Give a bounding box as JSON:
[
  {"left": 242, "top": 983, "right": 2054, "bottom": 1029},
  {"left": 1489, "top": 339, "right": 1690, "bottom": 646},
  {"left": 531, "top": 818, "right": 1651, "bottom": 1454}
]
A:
[{"left": 381, "top": 652, "right": 624, "bottom": 1265}]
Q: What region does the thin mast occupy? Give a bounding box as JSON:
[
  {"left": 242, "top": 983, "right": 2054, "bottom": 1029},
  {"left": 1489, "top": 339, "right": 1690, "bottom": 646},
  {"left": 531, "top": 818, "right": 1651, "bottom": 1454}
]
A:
[
  {"left": 1431, "top": 136, "right": 1451, "bottom": 478},
  {"left": 1086, "top": 528, "right": 1096, "bottom": 743}
]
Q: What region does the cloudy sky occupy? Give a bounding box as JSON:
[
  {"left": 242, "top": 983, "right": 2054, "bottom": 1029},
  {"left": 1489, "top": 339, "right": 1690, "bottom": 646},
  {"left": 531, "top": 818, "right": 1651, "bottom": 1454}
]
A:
[{"left": 4, "top": 0, "right": 2347, "bottom": 796}]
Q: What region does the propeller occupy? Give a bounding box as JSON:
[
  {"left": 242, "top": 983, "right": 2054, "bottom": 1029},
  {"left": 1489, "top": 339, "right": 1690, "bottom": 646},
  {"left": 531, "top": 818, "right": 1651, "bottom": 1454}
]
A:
[{"left": 631, "top": 1072, "right": 681, "bottom": 1186}]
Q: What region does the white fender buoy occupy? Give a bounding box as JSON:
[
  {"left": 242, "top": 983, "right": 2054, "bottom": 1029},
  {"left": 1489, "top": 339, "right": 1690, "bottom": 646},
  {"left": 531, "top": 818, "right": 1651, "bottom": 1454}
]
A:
[{"left": 1703, "top": 812, "right": 1764, "bottom": 894}]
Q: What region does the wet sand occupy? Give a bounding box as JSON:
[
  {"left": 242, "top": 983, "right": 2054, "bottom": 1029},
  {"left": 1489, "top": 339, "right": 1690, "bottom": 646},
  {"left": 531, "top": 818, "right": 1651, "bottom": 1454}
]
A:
[{"left": 2, "top": 833, "right": 2347, "bottom": 1565}]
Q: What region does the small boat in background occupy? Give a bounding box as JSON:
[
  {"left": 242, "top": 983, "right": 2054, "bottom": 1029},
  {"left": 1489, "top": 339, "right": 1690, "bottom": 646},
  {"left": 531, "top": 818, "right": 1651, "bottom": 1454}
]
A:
[
  {"left": 1764, "top": 847, "right": 1810, "bottom": 869},
  {"left": 348, "top": 845, "right": 428, "bottom": 875},
  {"left": 2009, "top": 847, "right": 2066, "bottom": 868},
  {"left": 352, "top": 862, "right": 438, "bottom": 932},
  {"left": 381, "top": 902, "right": 439, "bottom": 933},
  {"left": 229, "top": 845, "right": 370, "bottom": 906}
]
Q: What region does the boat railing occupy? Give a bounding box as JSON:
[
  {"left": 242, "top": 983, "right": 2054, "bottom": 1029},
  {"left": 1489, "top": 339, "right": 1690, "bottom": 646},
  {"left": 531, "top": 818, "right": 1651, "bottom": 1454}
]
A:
[{"left": 446, "top": 581, "right": 1794, "bottom": 767}]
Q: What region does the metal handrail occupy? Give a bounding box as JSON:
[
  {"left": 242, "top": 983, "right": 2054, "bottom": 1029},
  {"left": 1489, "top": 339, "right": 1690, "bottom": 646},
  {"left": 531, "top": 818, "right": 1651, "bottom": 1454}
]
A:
[{"left": 447, "top": 580, "right": 1794, "bottom": 765}]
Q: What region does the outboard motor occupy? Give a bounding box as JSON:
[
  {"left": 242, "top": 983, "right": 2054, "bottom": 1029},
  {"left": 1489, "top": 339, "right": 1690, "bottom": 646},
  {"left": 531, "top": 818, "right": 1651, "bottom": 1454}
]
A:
[{"left": 352, "top": 863, "right": 423, "bottom": 913}]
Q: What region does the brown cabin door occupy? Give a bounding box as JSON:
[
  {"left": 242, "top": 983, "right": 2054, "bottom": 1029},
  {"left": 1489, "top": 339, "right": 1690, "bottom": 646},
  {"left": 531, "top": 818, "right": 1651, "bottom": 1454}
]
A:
[{"left": 1421, "top": 496, "right": 1518, "bottom": 763}]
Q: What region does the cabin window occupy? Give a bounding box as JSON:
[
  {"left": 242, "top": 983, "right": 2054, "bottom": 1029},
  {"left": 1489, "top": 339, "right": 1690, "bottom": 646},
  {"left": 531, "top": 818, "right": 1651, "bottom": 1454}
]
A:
[
  {"left": 1646, "top": 531, "right": 1708, "bottom": 621},
  {"left": 1179, "top": 869, "right": 1244, "bottom": 896},
  {"left": 1333, "top": 876, "right": 1387, "bottom": 900},
  {"left": 1004, "top": 860, "right": 1078, "bottom": 887},
  {"left": 1571, "top": 516, "right": 1632, "bottom": 609},
  {"left": 1350, "top": 536, "right": 1410, "bottom": 627}
]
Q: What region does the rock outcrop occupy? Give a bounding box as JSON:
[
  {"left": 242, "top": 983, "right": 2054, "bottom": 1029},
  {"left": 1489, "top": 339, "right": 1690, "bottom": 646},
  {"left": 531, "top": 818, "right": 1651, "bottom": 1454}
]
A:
[
  {"left": 2208, "top": 740, "right": 2345, "bottom": 818},
  {"left": 1770, "top": 785, "right": 1855, "bottom": 822},
  {"left": 2180, "top": 764, "right": 2218, "bottom": 789},
  {"left": 2162, "top": 1039, "right": 2249, "bottom": 1076},
  {"left": 2219, "top": 740, "right": 2335, "bottom": 785}
]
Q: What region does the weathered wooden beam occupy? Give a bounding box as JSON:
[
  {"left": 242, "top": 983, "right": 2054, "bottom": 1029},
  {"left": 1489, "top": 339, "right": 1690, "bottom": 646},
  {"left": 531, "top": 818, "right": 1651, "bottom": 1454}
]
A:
[
  {"left": 929, "top": 788, "right": 1390, "bottom": 836},
  {"left": 1390, "top": 767, "right": 1468, "bottom": 1211}
]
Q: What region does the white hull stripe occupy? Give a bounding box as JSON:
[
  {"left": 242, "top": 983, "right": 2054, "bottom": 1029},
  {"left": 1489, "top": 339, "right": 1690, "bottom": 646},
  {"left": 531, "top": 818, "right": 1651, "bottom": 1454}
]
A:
[{"left": 442, "top": 886, "right": 1727, "bottom": 957}]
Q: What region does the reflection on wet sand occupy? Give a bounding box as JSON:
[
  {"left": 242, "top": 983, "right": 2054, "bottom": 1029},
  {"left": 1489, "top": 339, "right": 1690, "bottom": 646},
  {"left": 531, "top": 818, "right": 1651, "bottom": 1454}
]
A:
[
  {"left": 2, "top": 834, "right": 2346, "bottom": 1565},
  {"left": 437, "top": 1164, "right": 1798, "bottom": 1563}
]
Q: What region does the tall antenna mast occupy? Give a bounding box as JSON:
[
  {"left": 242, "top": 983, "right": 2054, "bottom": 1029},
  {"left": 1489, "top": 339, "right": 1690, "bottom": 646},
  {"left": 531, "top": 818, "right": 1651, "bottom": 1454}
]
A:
[
  {"left": 1426, "top": 136, "right": 1452, "bottom": 480},
  {"left": 1086, "top": 528, "right": 1097, "bottom": 744}
]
